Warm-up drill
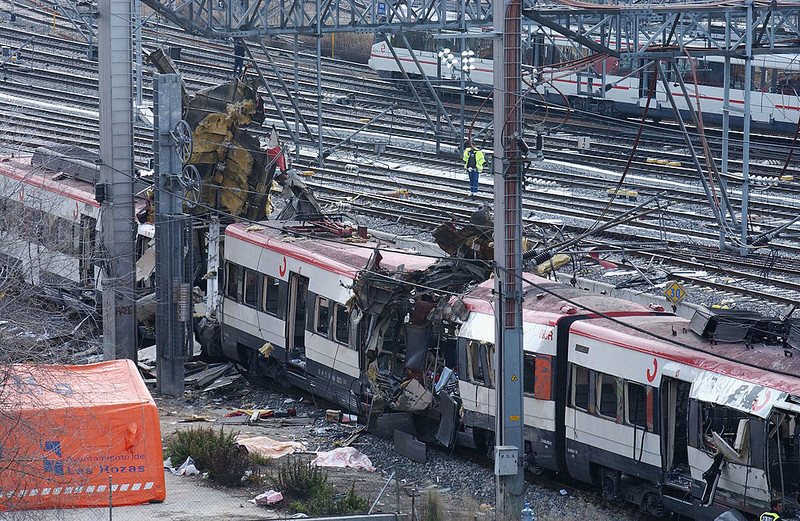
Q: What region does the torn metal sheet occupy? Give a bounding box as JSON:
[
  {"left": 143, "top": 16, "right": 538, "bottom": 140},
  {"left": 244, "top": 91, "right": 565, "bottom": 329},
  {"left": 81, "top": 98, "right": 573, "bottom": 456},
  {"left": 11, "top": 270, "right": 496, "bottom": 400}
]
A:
[
  {"left": 404, "top": 324, "right": 428, "bottom": 373},
  {"left": 435, "top": 392, "right": 458, "bottom": 448},
  {"left": 394, "top": 429, "right": 426, "bottom": 462},
  {"left": 396, "top": 379, "right": 433, "bottom": 412},
  {"left": 690, "top": 371, "right": 785, "bottom": 418}
]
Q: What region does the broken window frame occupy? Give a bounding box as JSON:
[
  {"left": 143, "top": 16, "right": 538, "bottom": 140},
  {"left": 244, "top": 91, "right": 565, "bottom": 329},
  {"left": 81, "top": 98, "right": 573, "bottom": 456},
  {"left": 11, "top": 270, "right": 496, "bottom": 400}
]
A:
[
  {"left": 465, "top": 339, "right": 495, "bottom": 387},
  {"left": 334, "top": 303, "right": 349, "bottom": 346},
  {"left": 765, "top": 410, "right": 799, "bottom": 495},
  {"left": 572, "top": 365, "right": 592, "bottom": 412},
  {"left": 315, "top": 295, "right": 330, "bottom": 337},
  {"left": 625, "top": 381, "right": 648, "bottom": 429},
  {"left": 262, "top": 275, "right": 283, "bottom": 317},
  {"left": 598, "top": 373, "right": 620, "bottom": 421},
  {"left": 694, "top": 400, "right": 764, "bottom": 470},
  {"left": 243, "top": 268, "right": 259, "bottom": 308},
  {"left": 224, "top": 262, "right": 240, "bottom": 301},
  {"left": 523, "top": 353, "right": 536, "bottom": 396}
]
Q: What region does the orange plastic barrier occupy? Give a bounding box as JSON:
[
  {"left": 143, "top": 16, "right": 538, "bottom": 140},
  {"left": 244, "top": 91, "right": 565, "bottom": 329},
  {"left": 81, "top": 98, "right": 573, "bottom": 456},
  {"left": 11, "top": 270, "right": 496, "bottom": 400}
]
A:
[{"left": 0, "top": 360, "right": 166, "bottom": 511}]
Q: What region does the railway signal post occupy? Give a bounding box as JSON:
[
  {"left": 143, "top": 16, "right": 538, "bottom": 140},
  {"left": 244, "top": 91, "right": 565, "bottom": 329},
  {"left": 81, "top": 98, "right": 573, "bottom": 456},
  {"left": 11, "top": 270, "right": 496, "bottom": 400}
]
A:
[{"left": 493, "top": 0, "right": 526, "bottom": 515}]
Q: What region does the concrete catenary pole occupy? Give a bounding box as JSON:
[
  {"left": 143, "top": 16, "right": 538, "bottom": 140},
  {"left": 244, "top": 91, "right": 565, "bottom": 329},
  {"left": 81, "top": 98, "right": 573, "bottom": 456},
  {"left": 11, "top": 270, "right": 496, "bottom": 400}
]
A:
[
  {"left": 153, "top": 74, "right": 188, "bottom": 397},
  {"left": 493, "top": 0, "right": 526, "bottom": 515},
  {"left": 98, "top": 0, "right": 137, "bottom": 361}
]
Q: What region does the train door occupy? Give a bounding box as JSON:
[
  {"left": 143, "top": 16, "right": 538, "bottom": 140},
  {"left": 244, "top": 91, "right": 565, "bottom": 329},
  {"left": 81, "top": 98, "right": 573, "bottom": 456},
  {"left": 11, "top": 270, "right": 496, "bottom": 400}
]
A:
[
  {"left": 661, "top": 377, "right": 690, "bottom": 482},
  {"left": 285, "top": 272, "right": 309, "bottom": 365},
  {"left": 79, "top": 216, "right": 96, "bottom": 287}
]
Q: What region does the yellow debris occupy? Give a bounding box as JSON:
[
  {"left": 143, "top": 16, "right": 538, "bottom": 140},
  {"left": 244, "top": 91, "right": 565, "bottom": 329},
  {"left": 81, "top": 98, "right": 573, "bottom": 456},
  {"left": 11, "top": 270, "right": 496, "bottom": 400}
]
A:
[{"left": 536, "top": 253, "right": 570, "bottom": 276}]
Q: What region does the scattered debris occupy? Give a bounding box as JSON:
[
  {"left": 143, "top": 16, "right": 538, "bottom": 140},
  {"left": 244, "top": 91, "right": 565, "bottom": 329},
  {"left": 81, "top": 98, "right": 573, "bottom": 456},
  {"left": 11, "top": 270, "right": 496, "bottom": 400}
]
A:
[
  {"left": 185, "top": 362, "right": 234, "bottom": 388},
  {"left": 168, "top": 456, "right": 200, "bottom": 476},
  {"left": 234, "top": 435, "right": 306, "bottom": 459},
  {"left": 334, "top": 426, "right": 366, "bottom": 447},
  {"left": 180, "top": 415, "right": 216, "bottom": 423},
  {"left": 311, "top": 447, "right": 376, "bottom": 471},
  {"left": 250, "top": 489, "right": 284, "bottom": 506}
]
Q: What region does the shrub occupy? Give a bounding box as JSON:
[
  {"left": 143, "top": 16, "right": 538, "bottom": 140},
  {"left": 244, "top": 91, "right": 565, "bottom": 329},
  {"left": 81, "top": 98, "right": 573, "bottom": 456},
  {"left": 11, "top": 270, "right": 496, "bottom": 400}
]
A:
[
  {"left": 423, "top": 490, "right": 444, "bottom": 521},
  {"left": 166, "top": 427, "right": 249, "bottom": 486},
  {"left": 276, "top": 457, "right": 329, "bottom": 500},
  {"left": 276, "top": 458, "right": 368, "bottom": 516}
]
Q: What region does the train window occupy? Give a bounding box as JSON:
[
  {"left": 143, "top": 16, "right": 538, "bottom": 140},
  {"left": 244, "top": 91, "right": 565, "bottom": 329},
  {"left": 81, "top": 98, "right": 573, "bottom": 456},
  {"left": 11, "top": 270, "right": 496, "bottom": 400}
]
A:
[
  {"left": 598, "top": 374, "right": 619, "bottom": 420},
  {"left": 263, "top": 275, "right": 281, "bottom": 315},
  {"left": 626, "top": 382, "right": 648, "bottom": 429},
  {"left": 467, "top": 340, "right": 494, "bottom": 386},
  {"left": 572, "top": 365, "right": 590, "bottom": 411},
  {"left": 523, "top": 353, "right": 536, "bottom": 395},
  {"left": 334, "top": 304, "right": 349, "bottom": 345},
  {"left": 700, "top": 402, "right": 751, "bottom": 454},
  {"left": 243, "top": 269, "right": 259, "bottom": 307},
  {"left": 315, "top": 296, "right": 330, "bottom": 337},
  {"left": 225, "top": 263, "right": 240, "bottom": 300}
]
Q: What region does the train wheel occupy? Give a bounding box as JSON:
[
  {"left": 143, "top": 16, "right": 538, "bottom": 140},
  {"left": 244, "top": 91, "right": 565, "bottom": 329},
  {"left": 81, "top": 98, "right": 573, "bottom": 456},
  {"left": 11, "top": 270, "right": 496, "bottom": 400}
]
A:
[
  {"left": 473, "top": 428, "right": 495, "bottom": 459},
  {"left": 600, "top": 469, "right": 620, "bottom": 501},
  {"left": 641, "top": 492, "right": 665, "bottom": 517},
  {"left": 600, "top": 101, "right": 616, "bottom": 117}
]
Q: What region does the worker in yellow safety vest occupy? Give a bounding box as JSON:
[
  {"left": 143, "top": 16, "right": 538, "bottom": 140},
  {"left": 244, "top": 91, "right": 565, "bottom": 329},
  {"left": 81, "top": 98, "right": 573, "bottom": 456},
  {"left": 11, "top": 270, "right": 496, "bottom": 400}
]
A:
[
  {"left": 462, "top": 140, "right": 485, "bottom": 196},
  {"left": 761, "top": 498, "right": 783, "bottom": 521}
]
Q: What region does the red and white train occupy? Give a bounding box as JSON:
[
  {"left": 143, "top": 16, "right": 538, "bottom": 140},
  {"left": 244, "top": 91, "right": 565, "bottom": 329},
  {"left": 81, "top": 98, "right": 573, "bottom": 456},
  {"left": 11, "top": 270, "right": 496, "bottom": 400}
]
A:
[
  {"left": 369, "top": 30, "right": 800, "bottom": 133},
  {"left": 0, "top": 150, "right": 153, "bottom": 311},
  {"left": 5, "top": 148, "right": 798, "bottom": 520},
  {"left": 203, "top": 218, "right": 800, "bottom": 521}
]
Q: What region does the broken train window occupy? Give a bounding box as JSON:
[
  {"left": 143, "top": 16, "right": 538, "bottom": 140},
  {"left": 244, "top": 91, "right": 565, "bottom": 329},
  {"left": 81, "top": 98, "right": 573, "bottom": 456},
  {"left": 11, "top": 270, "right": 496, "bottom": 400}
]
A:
[
  {"left": 598, "top": 373, "right": 620, "bottom": 421},
  {"left": 625, "top": 381, "right": 649, "bottom": 429},
  {"left": 224, "top": 262, "right": 240, "bottom": 300},
  {"left": 334, "top": 304, "right": 349, "bottom": 345},
  {"left": 243, "top": 268, "right": 259, "bottom": 307},
  {"left": 315, "top": 296, "right": 330, "bottom": 337},
  {"left": 466, "top": 339, "right": 494, "bottom": 387},
  {"left": 572, "top": 365, "right": 591, "bottom": 412},
  {"left": 697, "top": 401, "right": 760, "bottom": 466},
  {"left": 766, "top": 410, "right": 800, "bottom": 497},
  {"left": 523, "top": 353, "right": 536, "bottom": 395}
]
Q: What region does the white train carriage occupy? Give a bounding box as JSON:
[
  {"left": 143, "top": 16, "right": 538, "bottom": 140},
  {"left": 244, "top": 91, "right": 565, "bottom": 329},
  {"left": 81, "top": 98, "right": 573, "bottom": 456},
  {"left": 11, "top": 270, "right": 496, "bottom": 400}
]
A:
[
  {"left": 456, "top": 278, "right": 658, "bottom": 475},
  {"left": 219, "top": 222, "right": 439, "bottom": 411},
  {"left": 455, "top": 277, "right": 800, "bottom": 520},
  {"left": 369, "top": 30, "right": 800, "bottom": 132},
  {"left": 0, "top": 154, "right": 100, "bottom": 291},
  {"left": 0, "top": 152, "right": 153, "bottom": 311}
]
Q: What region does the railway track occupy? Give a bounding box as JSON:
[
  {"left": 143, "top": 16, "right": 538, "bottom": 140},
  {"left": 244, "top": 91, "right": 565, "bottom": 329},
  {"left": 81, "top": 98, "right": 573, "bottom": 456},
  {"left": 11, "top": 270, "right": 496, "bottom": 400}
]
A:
[{"left": 3, "top": 0, "right": 800, "bottom": 316}]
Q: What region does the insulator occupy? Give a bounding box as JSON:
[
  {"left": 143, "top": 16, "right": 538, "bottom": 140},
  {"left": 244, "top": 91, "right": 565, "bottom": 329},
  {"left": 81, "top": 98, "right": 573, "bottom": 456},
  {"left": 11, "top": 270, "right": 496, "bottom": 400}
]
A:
[{"left": 345, "top": 164, "right": 360, "bottom": 174}]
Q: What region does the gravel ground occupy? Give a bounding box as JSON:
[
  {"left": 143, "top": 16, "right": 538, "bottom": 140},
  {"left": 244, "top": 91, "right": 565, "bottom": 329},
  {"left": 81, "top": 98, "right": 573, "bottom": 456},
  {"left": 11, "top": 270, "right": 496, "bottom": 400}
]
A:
[{"left": 157, "top": 376, "right": 649, "bottom": 521}]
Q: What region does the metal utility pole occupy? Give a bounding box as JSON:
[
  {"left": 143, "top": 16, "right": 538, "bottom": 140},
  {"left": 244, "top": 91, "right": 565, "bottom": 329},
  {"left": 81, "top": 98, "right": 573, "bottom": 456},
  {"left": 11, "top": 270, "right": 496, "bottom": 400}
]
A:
[
  {"left": 99, "top": 0, "right": 137, "bottom": 362},
  {"left": 493, "top": 0, "right": 525, "bottom": 515},
  {"left": 740, "top": 0, "right": 754, "bottom": 255},
  {"left": 153, "top": 74, "right": 191, "bottom": 397},
  {"left": 134, "top": 0, "right": 143, "bottom": 109}
]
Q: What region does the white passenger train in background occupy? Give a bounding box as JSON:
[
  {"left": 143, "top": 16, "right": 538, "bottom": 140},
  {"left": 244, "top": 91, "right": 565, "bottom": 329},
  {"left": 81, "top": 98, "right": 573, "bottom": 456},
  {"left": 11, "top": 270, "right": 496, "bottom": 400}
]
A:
[
  {"left": 209, "top": 220, "right": 800, "bottom": 521},
  {"left": 369, "top": 29, "right": 800, "bottom": 132}
]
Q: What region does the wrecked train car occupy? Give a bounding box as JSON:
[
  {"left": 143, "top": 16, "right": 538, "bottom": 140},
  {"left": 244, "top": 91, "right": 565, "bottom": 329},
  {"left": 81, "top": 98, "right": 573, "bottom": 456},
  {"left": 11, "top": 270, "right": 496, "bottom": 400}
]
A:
[
  {"left": 196, "top": 222, "right": 484, "bottom": 446},
  {"left": 450, "top": 275, "right": 800, "bottom": 521}
]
